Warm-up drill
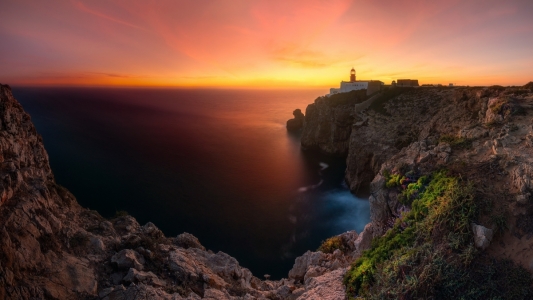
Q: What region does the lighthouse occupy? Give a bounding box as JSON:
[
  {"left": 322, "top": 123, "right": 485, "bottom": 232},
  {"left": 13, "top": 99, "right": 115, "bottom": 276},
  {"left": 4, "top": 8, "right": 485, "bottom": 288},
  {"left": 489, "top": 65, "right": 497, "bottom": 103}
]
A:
[
  {"left": 350, "top": 68, "right": 356, "bottom": 82},
  {"left": 328, "top": 68, "right": 383, "bottom": 96}
]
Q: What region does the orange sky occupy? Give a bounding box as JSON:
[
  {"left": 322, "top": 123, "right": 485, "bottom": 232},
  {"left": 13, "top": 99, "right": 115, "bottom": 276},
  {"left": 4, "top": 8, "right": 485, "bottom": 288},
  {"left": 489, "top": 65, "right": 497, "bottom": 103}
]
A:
[{"left": 1, "top": 0, "right": 532, "bottom": 87}]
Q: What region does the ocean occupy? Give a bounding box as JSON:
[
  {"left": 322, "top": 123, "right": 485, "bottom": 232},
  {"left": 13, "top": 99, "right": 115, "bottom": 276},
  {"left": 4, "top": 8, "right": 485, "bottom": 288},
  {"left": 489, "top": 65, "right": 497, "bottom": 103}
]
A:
[{"left": 13, "top": 87, "right": 370, "bottom": 279}]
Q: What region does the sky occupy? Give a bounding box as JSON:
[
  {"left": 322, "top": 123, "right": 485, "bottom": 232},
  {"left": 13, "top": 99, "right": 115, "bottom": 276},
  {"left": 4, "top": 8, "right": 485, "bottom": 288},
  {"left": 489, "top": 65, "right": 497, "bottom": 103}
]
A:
[{"left": 1, "top": 0, "right": 532, "bottom": 87}]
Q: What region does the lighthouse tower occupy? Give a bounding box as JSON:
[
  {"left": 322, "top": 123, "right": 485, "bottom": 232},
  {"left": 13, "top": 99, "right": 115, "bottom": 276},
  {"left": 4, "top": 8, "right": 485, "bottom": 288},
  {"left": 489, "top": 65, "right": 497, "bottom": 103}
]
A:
[{"left": 350, "top": 68, "right": 356, "bottom": 82}]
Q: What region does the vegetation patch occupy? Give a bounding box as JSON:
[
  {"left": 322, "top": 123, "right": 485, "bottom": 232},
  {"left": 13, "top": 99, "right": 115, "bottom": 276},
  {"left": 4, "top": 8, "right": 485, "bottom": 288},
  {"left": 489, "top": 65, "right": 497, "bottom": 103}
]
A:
[
  {"left": 489, "top": 97, "right": 526, "bottom": 118},
  {"left": 344, "top": 170, "right": 533, "bottom": 299},
  {"left": 318, "top": 236, "right": 348, "bottom": 254}
]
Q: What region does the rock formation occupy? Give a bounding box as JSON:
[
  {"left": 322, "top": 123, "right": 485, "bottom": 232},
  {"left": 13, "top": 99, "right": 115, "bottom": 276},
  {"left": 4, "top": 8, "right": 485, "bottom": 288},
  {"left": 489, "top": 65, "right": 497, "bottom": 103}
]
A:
[
  {"left": 301, "top": 90, "right": 367, "bottom": 156},
  {"left": 301, "top": 84, "right": 533, "bottom": 281},
  {"left": 286, "top": 109, "right": 305, "bottom": 132}
]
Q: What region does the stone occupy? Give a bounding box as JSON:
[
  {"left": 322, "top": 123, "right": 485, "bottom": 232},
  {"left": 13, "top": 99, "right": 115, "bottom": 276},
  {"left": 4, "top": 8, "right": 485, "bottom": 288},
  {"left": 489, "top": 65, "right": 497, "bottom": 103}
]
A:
[
  {"left": 304, "top": 266, "right": 327, "bottom": 282},
  {"left": 472, "top": 223, "right": 494, "bottom": 250},
  {"left": 142, "top": 222, "right": 164, "bottom": 238},
  {"left": 353, "top": 223, "right": 374, "bottom": 257},
  {"left": 175, "top": 232, "right": 205, "bottom": 250},
  {"left": 417, "top": 151, "right": 431, "bottom": 163},
  {"left": 288, "top": 251, "right": 326, "bottom": 282},
  {"left": 337, "top": 230, "right": 358, "bottom": 251},
  {"left": 203, "top": 288, "right": 232, "bottom": 300},
  {"left": 123, "top": 268, "right": 166, "bottom": 287},
  {"left": 90, "top": 236, "right": 105, "bottom": 252},
  {"left": 111, "top": 249, "right": 145, "bottom": 271},
  {"left": 297, "top": 268, "right": 347, "bottom": 300},
  {"left": 274, "top": 285, "right": 292, "bottom": 298}
]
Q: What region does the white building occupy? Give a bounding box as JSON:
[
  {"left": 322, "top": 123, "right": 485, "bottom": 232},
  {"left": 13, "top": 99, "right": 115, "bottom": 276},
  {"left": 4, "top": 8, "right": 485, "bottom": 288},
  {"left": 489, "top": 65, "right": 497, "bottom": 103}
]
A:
[{"left": 328, "top": 68, "right": 383, "bottom": 96}]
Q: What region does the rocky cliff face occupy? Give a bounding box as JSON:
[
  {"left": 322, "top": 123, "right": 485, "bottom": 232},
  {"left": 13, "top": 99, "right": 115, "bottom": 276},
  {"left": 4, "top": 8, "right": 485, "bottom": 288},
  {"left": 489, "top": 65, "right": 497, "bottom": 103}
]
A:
[
  {"left": 302, "top": 85, "right": 533, "bottom": 271},
  {"left": 300, "top": 91, "right": 368, "bottom": 156}
]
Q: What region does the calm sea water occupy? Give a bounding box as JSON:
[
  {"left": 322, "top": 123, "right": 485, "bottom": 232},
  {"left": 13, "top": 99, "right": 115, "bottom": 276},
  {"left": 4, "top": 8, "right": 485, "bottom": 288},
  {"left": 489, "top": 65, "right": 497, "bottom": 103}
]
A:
[{"left": 13, "top": 87, "right": 370, "bottom": 279}]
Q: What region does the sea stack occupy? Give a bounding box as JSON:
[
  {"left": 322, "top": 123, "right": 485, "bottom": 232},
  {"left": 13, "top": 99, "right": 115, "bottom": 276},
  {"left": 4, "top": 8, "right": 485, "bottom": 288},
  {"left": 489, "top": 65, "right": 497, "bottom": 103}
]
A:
[{"left": 286, "top": 109, "right": 305, "bottom": 132}]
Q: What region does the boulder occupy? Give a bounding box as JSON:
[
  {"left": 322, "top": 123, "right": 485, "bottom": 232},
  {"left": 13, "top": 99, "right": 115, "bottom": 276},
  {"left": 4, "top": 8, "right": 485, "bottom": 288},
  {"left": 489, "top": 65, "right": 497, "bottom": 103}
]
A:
[
  {"left": 352, "top": 223, "right": 375, "bottom": 258},
  {"left": 472, "top": 223, "right": 493, "bottom": 250},
  {"left": 142, "top": 222, "right": 164, "bottom": 239},
  {"left": 111, "top": 249, "right": 145, "bottom": 270},
  {"left": 175, "top": 232, "right": 205, "bottom": 250},
  {"left": 296, "top": 268, "right": 347, "bottom": 300},
  {"left": 90, "top": 236, "right": 105, "bottom": 252},
  {"left": 123, "top": 268, "right": 166, "bottom": 287},
  {"left": 288, "top": 251, "right": 326, "bottom": 282}
]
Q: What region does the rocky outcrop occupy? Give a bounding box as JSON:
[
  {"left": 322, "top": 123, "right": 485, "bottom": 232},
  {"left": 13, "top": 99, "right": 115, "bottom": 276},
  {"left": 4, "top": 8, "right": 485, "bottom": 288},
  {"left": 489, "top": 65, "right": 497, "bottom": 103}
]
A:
[
  {"left": 300, "top": 86, "right": 533, "bottom": 237},
  {"left": 286, "top": 109, "right": 305, "bottom": 132},
  {"left": 300, "top": 97, "right": 357, "bottom": 156}
]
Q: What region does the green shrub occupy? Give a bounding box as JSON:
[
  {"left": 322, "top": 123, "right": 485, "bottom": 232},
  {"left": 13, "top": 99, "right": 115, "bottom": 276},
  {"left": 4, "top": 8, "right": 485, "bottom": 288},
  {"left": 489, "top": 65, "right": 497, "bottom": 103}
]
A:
[
  {"left": 385, "top": 173, "right": 405, "bottom": 188},
  {"left": 318, "top": 236, "right": 347, "bottom": 254},
  {"left": 398, "top": 176, "right": 428, "bottom": 205}
]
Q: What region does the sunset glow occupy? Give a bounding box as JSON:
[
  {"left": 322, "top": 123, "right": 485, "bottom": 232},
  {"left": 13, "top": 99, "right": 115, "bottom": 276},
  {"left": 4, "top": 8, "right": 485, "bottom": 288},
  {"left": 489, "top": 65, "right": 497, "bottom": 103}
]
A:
[{"left": 1, "top": 0, "right": 532, "bottom": 87}]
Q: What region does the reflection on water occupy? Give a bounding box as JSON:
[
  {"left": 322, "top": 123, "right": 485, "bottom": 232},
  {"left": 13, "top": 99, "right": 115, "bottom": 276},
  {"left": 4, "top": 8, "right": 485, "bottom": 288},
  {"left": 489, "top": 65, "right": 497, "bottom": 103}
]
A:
[{"left": 13, "top": 87, "right": 370, "bottom": 279}]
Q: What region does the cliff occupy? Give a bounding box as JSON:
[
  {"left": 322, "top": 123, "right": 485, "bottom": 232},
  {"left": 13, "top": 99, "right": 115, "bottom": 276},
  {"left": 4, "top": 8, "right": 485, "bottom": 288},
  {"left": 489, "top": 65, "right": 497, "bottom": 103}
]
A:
[
  {"left": 300, "top": 90, "right": 368, "bottom": 156},
  {"left": 300, "top": 84, "right": 533, "bottom": 298}
]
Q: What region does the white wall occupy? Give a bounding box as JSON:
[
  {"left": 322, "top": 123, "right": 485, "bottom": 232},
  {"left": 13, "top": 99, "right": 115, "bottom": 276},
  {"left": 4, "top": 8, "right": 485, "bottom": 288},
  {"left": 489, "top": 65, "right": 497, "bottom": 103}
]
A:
[{"left": 340, "top": 81, "right": 368, "bottom": 93}]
